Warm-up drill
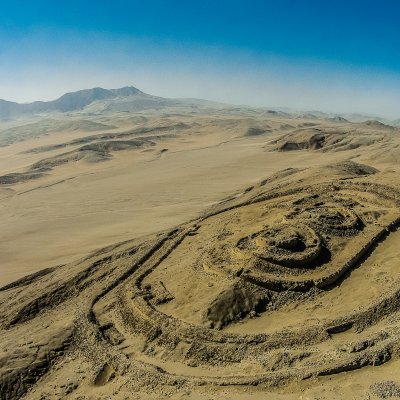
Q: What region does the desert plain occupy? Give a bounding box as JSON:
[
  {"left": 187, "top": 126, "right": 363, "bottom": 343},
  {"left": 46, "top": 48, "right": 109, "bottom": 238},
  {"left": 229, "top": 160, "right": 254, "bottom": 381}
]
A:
[{"left": 1, "top": 88, "right": 400, "bottom": 399}]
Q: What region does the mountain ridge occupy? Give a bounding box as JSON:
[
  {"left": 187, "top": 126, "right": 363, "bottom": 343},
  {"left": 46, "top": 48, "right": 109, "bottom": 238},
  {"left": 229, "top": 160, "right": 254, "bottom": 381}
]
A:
[
  {"left": 2, "top": 86, "right": 399, "bottom": 124},
  {"left": 0, "top": 86, "right": 143, "bottom": 119}
]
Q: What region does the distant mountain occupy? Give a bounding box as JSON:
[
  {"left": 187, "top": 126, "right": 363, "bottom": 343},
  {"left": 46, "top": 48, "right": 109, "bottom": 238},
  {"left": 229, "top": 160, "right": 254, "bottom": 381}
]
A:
[
  {"left": 0, "top": 99, "right": 20, "bottom": 120},
  {"left": 326, "top": 116, "right": 348, "bottom": 123},
  {"left": 0, "top": 86, "right": 143, "bottom": 119},
  {"left": 3, "top": 87, "right": 397, "bottom": 123}
]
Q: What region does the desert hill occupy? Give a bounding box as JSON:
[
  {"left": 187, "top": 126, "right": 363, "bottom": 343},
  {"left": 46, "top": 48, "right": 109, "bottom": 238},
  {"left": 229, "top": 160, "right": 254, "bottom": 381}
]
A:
[{"left": 2, "top": 158, "right": 400, "bottom": 400}]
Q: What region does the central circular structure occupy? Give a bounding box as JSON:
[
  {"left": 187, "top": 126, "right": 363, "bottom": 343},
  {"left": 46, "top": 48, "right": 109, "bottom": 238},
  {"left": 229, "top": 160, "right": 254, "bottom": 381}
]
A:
[{"left": 237, "top": 223, "right": 322, "bottom": 268}]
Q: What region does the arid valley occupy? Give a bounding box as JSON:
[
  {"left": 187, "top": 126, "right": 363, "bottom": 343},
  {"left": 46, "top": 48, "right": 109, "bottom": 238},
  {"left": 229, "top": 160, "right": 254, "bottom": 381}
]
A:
[{"left": 1, "top": 87, "right": 400, "bottom": 399}]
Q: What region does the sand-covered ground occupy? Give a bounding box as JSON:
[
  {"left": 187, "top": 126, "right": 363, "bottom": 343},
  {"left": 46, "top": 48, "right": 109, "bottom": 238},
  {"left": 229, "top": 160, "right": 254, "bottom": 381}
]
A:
[{"left": 1, "top": 106, "right": 400, "bottom": 399}]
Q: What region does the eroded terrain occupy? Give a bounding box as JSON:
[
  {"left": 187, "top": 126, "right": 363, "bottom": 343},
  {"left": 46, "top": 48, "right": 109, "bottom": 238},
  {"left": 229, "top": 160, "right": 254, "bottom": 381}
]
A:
[{"left": 1, "top": 104, "right": 400, "bottom": 399}]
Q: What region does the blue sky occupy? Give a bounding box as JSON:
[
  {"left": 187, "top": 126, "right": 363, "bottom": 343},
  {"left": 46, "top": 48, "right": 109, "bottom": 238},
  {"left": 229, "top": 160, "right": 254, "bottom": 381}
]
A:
[{"left": 1, "top": 0, "right": 400, "bottom": 117}]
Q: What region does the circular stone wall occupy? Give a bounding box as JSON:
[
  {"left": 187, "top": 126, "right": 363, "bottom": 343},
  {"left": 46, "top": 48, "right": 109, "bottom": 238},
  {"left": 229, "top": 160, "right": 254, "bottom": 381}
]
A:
[{"left": 237, "top": 223, "right": 322, "bottom": 268}]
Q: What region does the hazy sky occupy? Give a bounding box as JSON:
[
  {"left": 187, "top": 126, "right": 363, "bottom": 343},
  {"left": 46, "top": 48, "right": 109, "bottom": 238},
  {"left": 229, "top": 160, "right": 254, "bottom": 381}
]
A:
[{"left": 1, "top": 0, "right": 400, "bottom": 117}]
